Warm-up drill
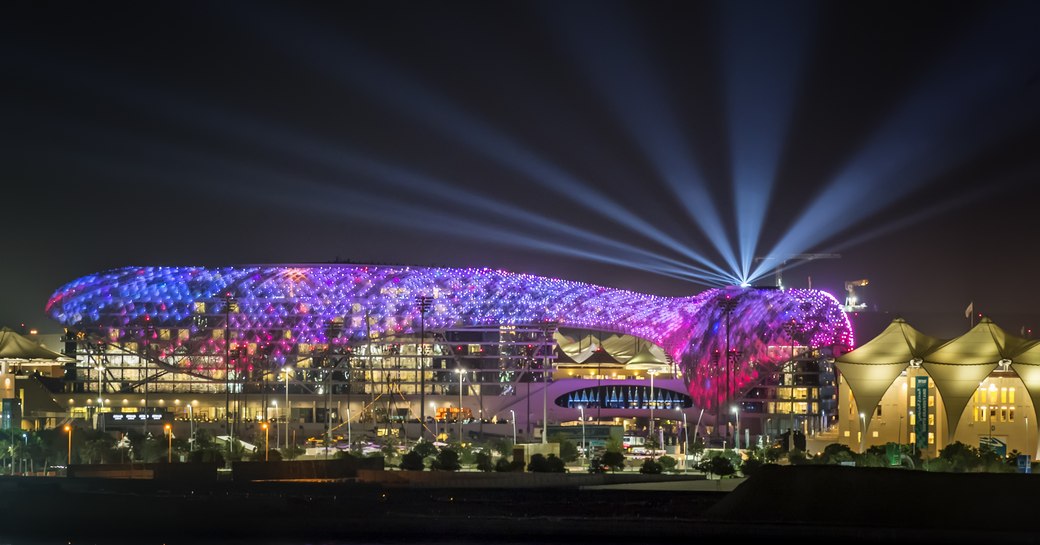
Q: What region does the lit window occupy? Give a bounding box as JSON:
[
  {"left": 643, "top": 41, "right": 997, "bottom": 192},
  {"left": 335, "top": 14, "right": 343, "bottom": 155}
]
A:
[
  {"left": 194, "top": 302, "right": 206, "bottom": 314},
  {"left": 843, "top": 430, "right": 850, "bottom": 437},
  {"left": 909, "top": 395, "right": 915, "bottom": 408},
  {"left": 872, "top": 431, "right": 879, "bottom": 438},
  {"left": 989, "top": 385, "right": 998, "bottom": 405},
  {"left": 928, "top": 395, "right": 935, "bottom": 408},
  {"left": 1010, "top": 387, "right": 1016, "bottom": 404},
  {"left": 910, "top": 432, "right": 916, "bottom": 444},
  {"left": 1000, "top": 408, "right": 1007, "bottom": 422},
  {"left": 928, "top": 414, "right": 934, "bottom": 426},
  {"left": 928, "top": 432, "right": 935, "bottom": 445},
  {"left": 910, "top": 413, "right": 916, "bottom": 426},
  {"left": 1001, "top": 388, "right": 1007, "bottom": 404}
]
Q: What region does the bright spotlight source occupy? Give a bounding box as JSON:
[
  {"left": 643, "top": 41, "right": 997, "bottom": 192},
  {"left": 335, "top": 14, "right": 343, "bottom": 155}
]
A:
[{"left": 739, "top": 281, "right": 750, "bottom": 288}]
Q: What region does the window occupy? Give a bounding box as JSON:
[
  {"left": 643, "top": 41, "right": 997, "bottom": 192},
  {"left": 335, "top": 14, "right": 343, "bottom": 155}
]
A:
[
  {"left": 910, "top": 413, "right": 916, "bottom": 426},
  {"left": 872, "top": 431, "right": 879, "bottom": 438},
  {"left": 910, "top": 395, "right": 915, "bottom": 408},
  {"left": 929, "top": 395, "right": 935, "bottom": 408},
  {"left": 1010, "top": 408, "right": 1016, "bottom": 422},
  {"left": 928, "top": 414, "right": 934, "bottom": 426},
  {"left": 910, "top": 432, "right": 916, "bottom": 444},
  {"left": 928, "top": 432, "right": 935, "bottom": 445},
  {"left": 989, "top": 385, "right": 998, "bottom": 405},
  {"left": 1010, "top": 387, "right": 1016, "bottom": 404},
  {"left": 1001, "top": 388, "right": 1008, "bottom": 404},
  {"left": 194, "top": 302, "right": 206, "bottom": 314},
  {"left": 1000, "top": 407, "right": 1007, "bottom": 422},
  {"left": 875, "top": 406, "right": 882, "bottom": 417},
  {"left": 843, "top": 430, "right": 850, "bottom": 437}
]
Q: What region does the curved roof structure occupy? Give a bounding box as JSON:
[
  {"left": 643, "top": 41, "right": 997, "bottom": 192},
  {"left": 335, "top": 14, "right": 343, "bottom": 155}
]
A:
[
  {"left": 838, "top": 317, "right": 1040, "bottom": 441},
  {"left": 46, "top": 265, "right": 853, "bottom": 406}
]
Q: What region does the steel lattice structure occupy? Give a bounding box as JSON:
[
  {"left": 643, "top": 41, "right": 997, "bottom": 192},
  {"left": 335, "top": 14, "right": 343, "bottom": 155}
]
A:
[{"left": 46, "top": 265, "right": 853, "bottom": 406}]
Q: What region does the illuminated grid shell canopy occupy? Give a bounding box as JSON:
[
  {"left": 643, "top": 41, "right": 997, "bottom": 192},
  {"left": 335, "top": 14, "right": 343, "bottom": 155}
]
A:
[{"left": 46, "top": 265, "right": 852, "bottom": 406}]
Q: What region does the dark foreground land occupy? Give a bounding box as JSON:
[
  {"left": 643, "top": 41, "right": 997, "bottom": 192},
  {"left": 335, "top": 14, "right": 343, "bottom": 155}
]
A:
[{"left": 2, "top": 466, "right": 1040, "bottom": 544}]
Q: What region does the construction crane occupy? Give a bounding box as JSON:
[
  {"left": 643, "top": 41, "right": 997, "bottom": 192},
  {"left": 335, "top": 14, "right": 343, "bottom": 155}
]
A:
[
  {"left": 753, "top": 253, "right": 841, "bottom": 289},
  {"left": 844, "top": 279, "right": 869, "bottom": 312}
]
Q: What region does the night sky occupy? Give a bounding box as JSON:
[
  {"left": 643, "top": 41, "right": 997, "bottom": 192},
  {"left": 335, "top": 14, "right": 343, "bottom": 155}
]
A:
[{"left": 4, "top": 1, "right": 1040, "bottom": 340}]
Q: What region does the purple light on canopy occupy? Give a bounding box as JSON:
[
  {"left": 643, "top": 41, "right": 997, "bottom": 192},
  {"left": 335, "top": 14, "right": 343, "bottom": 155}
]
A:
[{"left": 46, "top": 265, "right": 852, "bottom": 405}]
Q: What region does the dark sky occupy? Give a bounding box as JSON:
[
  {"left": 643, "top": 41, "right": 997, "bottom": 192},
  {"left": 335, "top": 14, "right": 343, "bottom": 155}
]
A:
[{"left": 3, "top": 1, "right": 1040, "bottom": 340}]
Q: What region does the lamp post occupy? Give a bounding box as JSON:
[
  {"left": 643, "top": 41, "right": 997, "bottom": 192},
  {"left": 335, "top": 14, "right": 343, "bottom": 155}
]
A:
[
  {"left": 64, "top": 424, "right": 72, "bottom": 467},
  {"left": 346, "top": 407, "right": 352, "bottom": 448},
  {"left": 261, "top": 422, "right": 269, "bottom": 461},
  {"left": 648, "top": 370, "right": 658, "bottom": 450},
  {"left": 732, "top": 406, "right": 741, "bottom": 450},
  {"left": 859, "top": 412, "right": 866, "bottom": 453},
  {"left": 677, "top": 408, "right": 689, "bottom": 471},
  {"left": 456, "top": 368, "right": 464, "bottom": 441},
  {"left": 164, "top": 423, "right": 172, "bottom": 463},
  {"left": 283, "top": 367, "right": 292, "bottom": 450},
  {"left": 187, "top": 404, "right": 195, "bottom": 452},
  {"left": 223, "top": 292, "right": 235, "bottom": 448},
  {"left": 415, "top": 295, "right": 433, "bottom": 439},
  {"left": 578, "top": 405, "right": 586, "bottom": 460},
  {"left": 509, "top": 409, "right": 516, "bottom": 445}
]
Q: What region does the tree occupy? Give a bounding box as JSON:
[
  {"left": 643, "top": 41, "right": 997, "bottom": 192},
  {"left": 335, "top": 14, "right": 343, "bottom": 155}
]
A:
[
  {"left": 938, "top": 441, "right": 981, "bottom": 472},
  {"left": 431, "top": 447, "right": 462, "bottom": 471},
  {"left": 412, "top": 440, "right": 438, "bottom": 459},
  {"left": 544, "top": 454, "right": 566, "bottom": 473},
  {"left": 740, "top": 457, "right": 764, "bottom": 476},
  {"left": 527, "top": 453, "right": 549, "bottom": 472},
  {"left": 601, "top": 450, "right": 625, "bottom": 472},
  {"left": 488, "top": 437, "right": 513, "bottom": 459},
  {"left": 696, "top": 454, "right": 735, "bottom": 479},
  {"left": 548, "top": 434, "right": 579, "bottom": 463},
  {"left": 399, "top": 451, "right": 425, "bottom": 471}
]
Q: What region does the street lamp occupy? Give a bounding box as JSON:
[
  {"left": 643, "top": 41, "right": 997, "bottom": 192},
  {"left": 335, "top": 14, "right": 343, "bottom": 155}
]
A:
[
  {"left": 164, "top": 423, "right": 173, "bottom": 463},
  {"left": 677, "top": 408, "right": 689, "bottom": 471},
  {"left": 509, "top": 409, "right": 516, "bottom": 445},
  {"left": 578, "top": 405, "right": 586, "bottom": 460},
  {"left": 283, "top": 367, "right": 292, "bottom": 450},
  {"left": 456, "top": 368, "right": 464, "bottom": 441},
  {"left": 261, "top": 422, "right": 269, "bottom": 461},
  {"left": 415, "top": 295, "right": 433, "bottom": 439},
  {"left": 732, "top": 406, "right": 741, "bottom": 450},
  {"left": 648, "top": 370, "right": 659, "bottom": 449},
  {"left": 859, "top": 412, "right": 866, "bottom": 453},
  {"left": 64, "top": 424, "right": 72, "bottom": 467},
  {"left": 428, "top": 402, "right": 437, "bottom": 439},
  {"left": 346, "top": 407, "right": 352, "bottom": 449}
]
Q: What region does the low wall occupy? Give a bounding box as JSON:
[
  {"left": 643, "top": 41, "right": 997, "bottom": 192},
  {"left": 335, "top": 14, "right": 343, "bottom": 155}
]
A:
[
  {"left": 232, "top": 456, "right": 384, "bottom": 482},
  {"left": 356, "top": 469, "right": 704, "bottom": 488},
  {"left": 67, "top": 462, "right": 218, "bottom": 482}
]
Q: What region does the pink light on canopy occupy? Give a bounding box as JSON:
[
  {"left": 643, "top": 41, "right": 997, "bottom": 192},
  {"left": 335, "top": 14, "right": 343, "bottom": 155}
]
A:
[{"left": 46, "top": 264, "right": 852, "bottom": 406}]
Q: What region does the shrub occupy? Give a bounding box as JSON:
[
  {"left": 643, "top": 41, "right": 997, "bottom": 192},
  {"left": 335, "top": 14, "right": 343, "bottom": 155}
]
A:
[
  {"left": 399, "top": 451, "right": 425, "bottom": 471},
  {"left": 740, "top": 457, "right": 764, "bottom": 476},
  {"left": 657, "top": 455, "right": 678, "bottom": 472},
  {"left": 412, "top": 440, "right": 439, "bottom": 459},
  {"left": 475, "top": 451, "right": 494, "bottom": 472},
  {"left": 639, "top": 458, "right": 662, "bottom": 474},
  {"left": 431, "top": 448, "right": 462, "bottom": 471},
  {"left": 495, "top": 457, "right": 524, "bottom": 472},
  {"left": 545, "top": 454, "right": 566, "bottom": 473},
  {"left": 528, "top": 453, "right": 549, "bottom": 472}
]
